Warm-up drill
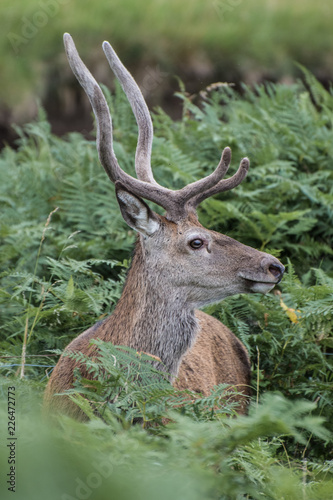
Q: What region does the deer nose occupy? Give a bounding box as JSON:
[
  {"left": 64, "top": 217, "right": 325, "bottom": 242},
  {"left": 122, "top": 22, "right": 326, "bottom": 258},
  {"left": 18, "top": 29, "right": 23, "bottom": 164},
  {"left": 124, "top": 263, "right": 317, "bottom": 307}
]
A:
[
  {"left": 268, "top": 263, "right": 285, "bottom": 282},
  {"left": 261, "top": 257, "right": 285, "bottom": 283}
]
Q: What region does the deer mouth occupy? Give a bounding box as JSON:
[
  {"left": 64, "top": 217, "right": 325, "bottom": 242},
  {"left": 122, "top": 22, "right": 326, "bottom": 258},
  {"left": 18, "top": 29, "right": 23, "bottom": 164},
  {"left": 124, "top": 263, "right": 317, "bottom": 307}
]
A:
[
  {"left": 238, "top": 276, "right": 278, "bottom": 294},
  {"left": 238, "top": 264, "right": 284, "bottom": 293},
  {"left": 239, "top": 275, "right": 280, "bottom": 285},
  {"left": 238, "top": 262, "right": 284, "bottom": 286}
]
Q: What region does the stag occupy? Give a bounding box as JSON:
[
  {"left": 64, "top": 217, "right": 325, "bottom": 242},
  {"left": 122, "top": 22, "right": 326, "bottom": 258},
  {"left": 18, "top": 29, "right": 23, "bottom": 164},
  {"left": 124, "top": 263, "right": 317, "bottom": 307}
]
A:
[{"left": 44, "top": 34, "right": 284, "bottom": 418}]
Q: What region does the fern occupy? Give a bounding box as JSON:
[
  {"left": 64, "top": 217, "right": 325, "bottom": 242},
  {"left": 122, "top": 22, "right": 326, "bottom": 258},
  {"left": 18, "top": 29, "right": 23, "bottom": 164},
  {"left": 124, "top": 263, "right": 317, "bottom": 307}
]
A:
[
  {"left": 65, "top": 340, "right": 242, "bottom": 425},
  {"left": 0, "top": 71, "right": 333, "bottom": 491}
]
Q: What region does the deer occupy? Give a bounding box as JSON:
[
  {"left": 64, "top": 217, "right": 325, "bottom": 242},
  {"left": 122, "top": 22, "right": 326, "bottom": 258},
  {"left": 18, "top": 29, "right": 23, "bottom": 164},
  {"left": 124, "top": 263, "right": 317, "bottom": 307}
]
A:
[{"left": 44, "top": 33, "right": 285, "bottom": 419}]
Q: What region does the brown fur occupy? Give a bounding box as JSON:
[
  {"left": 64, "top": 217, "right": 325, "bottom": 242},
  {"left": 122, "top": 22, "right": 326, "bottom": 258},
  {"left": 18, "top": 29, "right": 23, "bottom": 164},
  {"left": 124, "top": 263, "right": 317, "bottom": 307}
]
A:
[
  {"left": 44, "top": 214, "right": 282, "bottom": 419},
  {"left": 44, "top": 310, "right": 251, "bottom": 419},
  {"left": 176, "top": 312, "right": 251, "bottom": 408}
]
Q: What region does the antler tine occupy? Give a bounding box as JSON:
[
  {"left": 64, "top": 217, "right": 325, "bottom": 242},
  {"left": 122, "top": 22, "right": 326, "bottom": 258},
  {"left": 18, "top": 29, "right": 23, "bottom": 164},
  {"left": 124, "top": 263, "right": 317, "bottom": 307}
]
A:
[
  {"left": 63, "top": 33, "right": 177, "bottom": 213},
  {"left": 63, "top": 33, "right": 121, "bottom": 183},
  {"left": 177, "top": 146, "right": 232, "bottom": 204},
  {"left": 188, "top": 157, "right": 250, "bottom": 209},
  {"left": 103, "top": 41, "right": 156, "bottom": 184}
]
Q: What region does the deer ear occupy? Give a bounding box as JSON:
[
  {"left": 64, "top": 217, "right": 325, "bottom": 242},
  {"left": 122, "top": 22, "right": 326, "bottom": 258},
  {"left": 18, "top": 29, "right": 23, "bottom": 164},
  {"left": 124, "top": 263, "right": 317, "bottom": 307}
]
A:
[{"left": 115, "top": 182, "right": 161, "bottom": 237}]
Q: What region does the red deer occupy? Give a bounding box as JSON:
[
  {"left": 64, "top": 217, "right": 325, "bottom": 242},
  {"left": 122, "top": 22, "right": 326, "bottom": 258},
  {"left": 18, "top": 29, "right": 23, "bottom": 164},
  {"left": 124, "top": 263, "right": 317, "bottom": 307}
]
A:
[{"left": 44, "top": 34, "right": 284, "bottom": 418}]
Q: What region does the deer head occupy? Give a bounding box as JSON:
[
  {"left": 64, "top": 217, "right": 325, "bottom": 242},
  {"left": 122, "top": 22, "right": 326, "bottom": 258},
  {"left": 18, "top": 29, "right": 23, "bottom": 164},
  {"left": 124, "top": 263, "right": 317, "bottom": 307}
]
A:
[{"left": 63, "top": 33, "right": 284, "bottom": 311}]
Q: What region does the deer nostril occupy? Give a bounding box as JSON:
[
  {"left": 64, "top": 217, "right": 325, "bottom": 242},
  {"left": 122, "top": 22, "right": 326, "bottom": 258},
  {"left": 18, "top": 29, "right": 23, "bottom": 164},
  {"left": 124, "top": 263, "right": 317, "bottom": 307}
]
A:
[{"left": 269, "top": 264, "right": 285, "bottom": 281}]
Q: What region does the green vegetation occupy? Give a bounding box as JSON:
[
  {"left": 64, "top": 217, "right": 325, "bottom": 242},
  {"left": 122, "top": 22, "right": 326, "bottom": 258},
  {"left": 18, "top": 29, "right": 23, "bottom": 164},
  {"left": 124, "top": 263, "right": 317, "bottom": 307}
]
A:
[
  {"left": 0, "top": 70, "right": 333, "bottom": 498},
  {"left": 1, "top": 0, "right": 333, "bottom": 110}
]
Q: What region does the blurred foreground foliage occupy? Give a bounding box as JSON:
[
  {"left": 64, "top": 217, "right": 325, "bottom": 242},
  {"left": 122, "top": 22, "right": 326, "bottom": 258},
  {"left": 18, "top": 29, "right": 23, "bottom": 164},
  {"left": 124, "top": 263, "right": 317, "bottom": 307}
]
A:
[
  {"left": 0, "top": 70, "right": 332, "bottom": 498},
  {"left": 0, "top": 377, "right": 333, "bottom": 500}
]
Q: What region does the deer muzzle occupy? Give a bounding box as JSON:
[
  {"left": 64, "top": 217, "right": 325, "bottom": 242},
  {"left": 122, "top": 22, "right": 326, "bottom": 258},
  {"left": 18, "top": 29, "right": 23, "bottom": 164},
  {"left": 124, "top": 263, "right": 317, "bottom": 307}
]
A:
[{"left": 237, "top": 256, "right": 285, "bottom": 293}]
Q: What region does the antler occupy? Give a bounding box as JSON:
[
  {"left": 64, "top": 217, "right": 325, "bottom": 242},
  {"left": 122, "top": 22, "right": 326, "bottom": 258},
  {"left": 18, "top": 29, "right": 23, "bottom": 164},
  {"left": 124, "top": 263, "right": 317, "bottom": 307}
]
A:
[
  {"left": 102, "top": 41, "right": 155, "bottom": 184},
  {"left": 187, "top": 157, "right": 249, "bottom": 210},
  {"left": 63, "top": 33, "right": 249, "bottom": 220}
]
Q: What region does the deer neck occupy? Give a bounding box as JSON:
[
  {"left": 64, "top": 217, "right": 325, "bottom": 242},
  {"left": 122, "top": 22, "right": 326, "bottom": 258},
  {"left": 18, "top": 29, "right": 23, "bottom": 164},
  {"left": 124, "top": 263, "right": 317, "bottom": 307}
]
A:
[{"left": 109, "top": 238, "right": 198, "bottom": 378}]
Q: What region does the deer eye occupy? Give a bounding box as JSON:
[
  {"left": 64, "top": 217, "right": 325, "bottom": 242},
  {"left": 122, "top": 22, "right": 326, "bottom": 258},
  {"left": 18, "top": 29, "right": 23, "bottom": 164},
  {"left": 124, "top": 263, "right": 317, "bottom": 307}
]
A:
[{"left": 189, "top": 239, "right": 204, "bottom": 249}]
